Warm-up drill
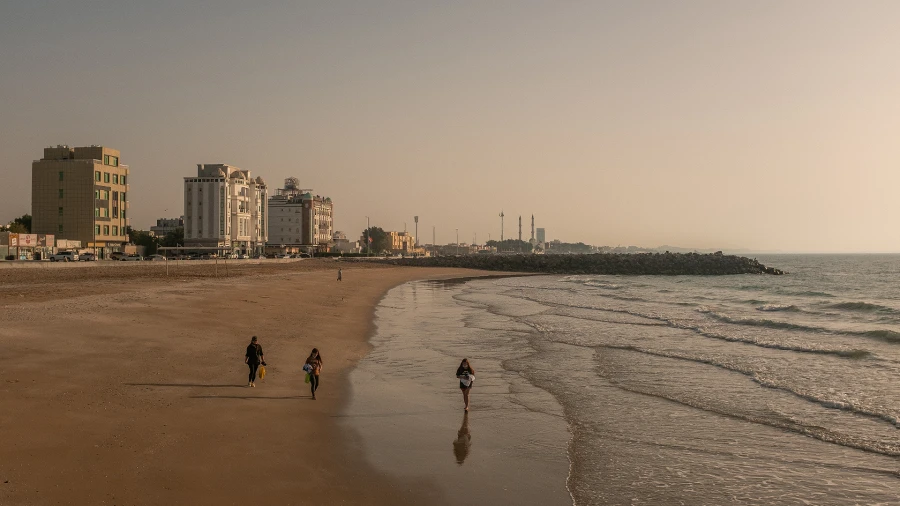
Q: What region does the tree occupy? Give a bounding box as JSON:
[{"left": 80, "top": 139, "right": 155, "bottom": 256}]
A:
[
  {"left": 361, "top": 227, "right": 390, "bottom": 254},
  {"left": 6, "top": 222, "right": 27, "bottom": 233},
  {"left": 160, "top": 227, "right": 184, "bottom": 248},
  {"left": 127, "top": 227, "right": 159, "bottom": 256},
  {"left": 13, "top": 214, "right": 31, "bottom": 233}
]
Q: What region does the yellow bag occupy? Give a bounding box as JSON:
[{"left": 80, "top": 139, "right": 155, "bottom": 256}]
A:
[{"left": 258, "top": 365, "right": 266, "bottom": 380}]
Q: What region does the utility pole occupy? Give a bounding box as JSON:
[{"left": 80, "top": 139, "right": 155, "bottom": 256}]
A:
[
  {"left": 499, "top": 210, "right": 504, "bottom": 252},
  {"left": 433, "top": 226, "right": 435, "bottom": 257},
  {"left": 456, "top": 228, "right": 459, "bottom": 255}
]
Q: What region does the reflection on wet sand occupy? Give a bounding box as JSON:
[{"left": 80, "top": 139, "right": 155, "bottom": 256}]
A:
[{"left": 453, "top": 412, "right": 471, "bottom": 465}]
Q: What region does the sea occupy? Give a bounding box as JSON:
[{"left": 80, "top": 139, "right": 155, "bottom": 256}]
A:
[{"left": 344, "top": 255, "right": 900, "bottom": 505}]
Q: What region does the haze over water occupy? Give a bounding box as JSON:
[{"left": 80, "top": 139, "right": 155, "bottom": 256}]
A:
[{"left": 349, "top": 255, "right": 900, "bottom": 504}]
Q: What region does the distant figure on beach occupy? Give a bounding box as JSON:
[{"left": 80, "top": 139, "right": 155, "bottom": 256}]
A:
[
  {"left": 337, "top": 268, "right": 342, "bottom": 281},
  {"left": 305, "top": 348, "right": 323, "bottom": 399},
  {"left": 245, "top": 336, "right": 266, "bottom": 388},
  {"left": 456, "top": 358, "right": 475, "bottom": 411},
  {"left": 453, "top": 411, "right": 471, "bottom": 465}
]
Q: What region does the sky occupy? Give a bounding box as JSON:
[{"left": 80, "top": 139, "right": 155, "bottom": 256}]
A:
[{"left": 2, "top": 0, "right": 899, "bottom": 253}]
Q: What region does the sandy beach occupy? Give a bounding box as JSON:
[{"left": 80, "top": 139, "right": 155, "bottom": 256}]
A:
[{"left": 0, "top": 260, "right": 490, "bottom": 505}]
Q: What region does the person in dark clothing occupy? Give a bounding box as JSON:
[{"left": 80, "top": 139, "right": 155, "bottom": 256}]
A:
[
  {"left": 304, "top": 348, "right": 323, "bottom": 399},
  {"left": 244, "top": 336, "right": 266, "bottom": 387},
  {"left": 456, "top": 358, "right": 475, "bottom": 411}
]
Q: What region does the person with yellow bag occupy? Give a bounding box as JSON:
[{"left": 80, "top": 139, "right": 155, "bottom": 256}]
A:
[{"left": 244, "top": 336, "right": 266, "bottom": 388}]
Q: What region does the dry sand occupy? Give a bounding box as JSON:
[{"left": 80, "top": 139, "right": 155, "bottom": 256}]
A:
[{"left": 0, "top": 260, "right": 489, "bottom": 505}]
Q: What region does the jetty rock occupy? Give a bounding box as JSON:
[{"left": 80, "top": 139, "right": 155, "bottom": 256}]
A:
[{"left": 376, "top": 252, "right": 785, "bottom": 276}]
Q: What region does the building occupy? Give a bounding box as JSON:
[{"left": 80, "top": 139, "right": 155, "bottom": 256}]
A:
[
  {"left": 183, "top": 164, "right": 268, "bottom": 255},
  {"left": 536, "top": 228, "right": 546, "bottom": 244},
  {"left": 332, "top": 231, "right": 360, "bottom": 254},
  {"left": 150, "top": 217, "right": 184, "bottom": 238},
  {"left": 388, "top": 231, "right": 415, "bottom": 255},
  {"left": 32, "top": 145, "right": 129, "bottom": 258},
  {"left": 1, "top": 232, "right": 55, "bottom": 260},
  {"left": 267, "top": 177, "right": 334, "bottom": 254}
]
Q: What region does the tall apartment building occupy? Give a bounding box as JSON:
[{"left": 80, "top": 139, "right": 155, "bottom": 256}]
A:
[
  {"left": 267, "top": 177, "right": 334, "bottom": 253},
  {"left": 183, "top": 164, "right": 268, "bottom": 254},
  {"left": 536, "top": 228, "right": 546, "bottom": 244},
  {"left": 32, "top": 145, "right": 129, "bottom": 258}
]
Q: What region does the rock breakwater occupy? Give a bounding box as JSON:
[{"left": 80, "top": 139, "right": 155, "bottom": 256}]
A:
[{"left": 377, "top": 253, "right": 785, "bottom": 275}]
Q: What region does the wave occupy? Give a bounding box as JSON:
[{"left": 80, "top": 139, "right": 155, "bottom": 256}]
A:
[
  {"left": 779, "top": 290, "right": 836, "bottom": 298},
  {"left": 598, "top": 344, "right": 894, "bottom": 432},
  {"left": 700, "top": 308, "right": 900, "bottom": 345},
  {"left": 827, "top": 301, "right": 900, "bottom": 315},
  {"left": 861, "top": 329, "right": 900, "bottom": 343},
  {"left": 756, "top": 304, "right": 801, "bottom": 312}
]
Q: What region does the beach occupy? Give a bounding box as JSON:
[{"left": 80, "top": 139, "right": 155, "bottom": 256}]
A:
[{"left": 0, "top": 260, "right": 491, "bottom": 506}]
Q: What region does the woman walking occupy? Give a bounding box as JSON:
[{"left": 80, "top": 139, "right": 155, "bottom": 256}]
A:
[
  {"left": 305, "top": 348, "right": 323, "bottom": 400},
  {"left": 244, "top": 336, "right": 266, "bottom": 388},
  {"left": 456, "top": 358, "right": 475, "bottom": 411}
]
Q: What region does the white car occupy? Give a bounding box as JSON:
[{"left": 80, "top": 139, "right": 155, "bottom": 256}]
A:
[
  {"left": 50, "top": 251, "right": 79, "bottom": 262},
  {"left": 121, "top": 254, "right": 143, "bottom": 261},
  {"left": 146, "top": 254, "right": 166, "bottom": 261}
]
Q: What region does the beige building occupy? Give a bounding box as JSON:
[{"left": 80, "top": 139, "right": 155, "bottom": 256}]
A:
[
  {"left": 32, "top": 145, "right": 129, "bottom": 258},
  {"left": 389, "top": 231, "right": 415, "bottom": 255},
  {"left": 183, "top": 164, "right": 268, "bottom": 254},
  {"left": 267, "top": 177, "right": 334, "bottom": 253}
]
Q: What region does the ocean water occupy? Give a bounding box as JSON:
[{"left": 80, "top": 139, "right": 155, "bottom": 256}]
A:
[{"left": 346, "top": 255, "right": 900, "bottom": 505}]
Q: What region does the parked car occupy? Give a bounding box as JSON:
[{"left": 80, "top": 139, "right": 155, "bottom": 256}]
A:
[
  {"left": 110, "top": 252, "right": 126, "bottom": 261},
  {"left": 146, "top": 254, "right": 166, "bottom": 261},
  {"left": 237, "top": 253, "right": 249, "bottom": 259},
  {"left": 121, "top": 254, "right": 143, "bottom": 261},
  {"left": 78, "top": 252, "right": 96, "bottom": 261},
  {"left": 50, "top": 251, "right": 79, "bottom": 262}
]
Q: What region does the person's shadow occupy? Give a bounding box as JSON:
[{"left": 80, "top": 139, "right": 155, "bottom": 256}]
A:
[{"left": 452, "top": 411, "right": 471, "bottom": 465}]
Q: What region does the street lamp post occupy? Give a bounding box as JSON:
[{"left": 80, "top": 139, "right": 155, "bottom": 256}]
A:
[{"left": 456, "top": 228, "right": 459, "bottom": 256}]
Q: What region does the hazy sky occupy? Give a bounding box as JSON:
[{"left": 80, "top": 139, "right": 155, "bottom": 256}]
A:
[{"left": 2, "top": 1, "right": 899, "bottom": 252}]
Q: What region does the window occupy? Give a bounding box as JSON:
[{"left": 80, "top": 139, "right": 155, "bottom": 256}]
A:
[
  {"left": 121, "top": 175, "right": 126, "bottom": 185},
  {"left": 113, "top": 174, "right": 118, "bottom": 184},
  {"left": 103, "top": 190, "right": 109, "bottom": 200},
  {"left": 58, "top": 171, "right": 64, "bottom": 181},
  {"left": 95, "top": 207, "right": 100, "bottom": 217},
  {"left": 95, "top": 171, "right": 101, "bottom": 181},
  {"left": 103, "top": 208, "right": 109, "bottom": 217},
  {"left": 112, "top": 226, "right": 118, "bottom": 236},
  {"left": 104, "top": 155, "right": 109, "bottom": 165},
  {"left": 112, "top": 191, "right": 118, "bottom": 201},
  {"left": 58, "top": 224, "right": 64, "bottom": 233},
  {"left": 122, "top": 192, "right": 126, "bottom": 201},
  {"left": 112, "top": 207, "right": 118, "bottom": 218},
  {"left": 58, "top": 189, "right": 64, "bottom": 198},
  {"left": 122, "top": 209, "right": 126, "bottom": 219},
  {"left": 95, "top": 225, "right": 100, "bottom": 236},
  {"left": 103, "top": 225, "right": 110, "bottom": 235},
  {"left": 58, "top": 207, "right": 63, "bottom": 216},
  {"left": 104, "top": 173, "right": 110, "bottom": 183},
  {"left": 110, "top": 156, "right": 118, "bottom": 167},
  {"left": 94, "top": 190, "right": 100, "bottom": 199}
]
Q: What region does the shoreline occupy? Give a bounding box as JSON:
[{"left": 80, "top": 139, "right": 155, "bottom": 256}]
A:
[{"left": 0, "top": 261, "right": 502, "bottom": 505}]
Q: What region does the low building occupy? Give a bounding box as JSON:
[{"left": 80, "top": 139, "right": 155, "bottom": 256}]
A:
[
  {"left": 150, "top": 217, "right": 184, "bottom": 238},
  {"left": 1, "top": 232, "right": 56, "bottom": 260}
]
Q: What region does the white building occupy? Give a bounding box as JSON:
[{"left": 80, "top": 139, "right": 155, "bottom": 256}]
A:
[
  {"left": 150, "top": 217, "right": 184, "bottom": 238},
  {"left": 183, "top": 164, "right": 268, "bottom": 254},
  {"left": 267, "top": 177, "right": 333, "bottom": 253},
  {"left": 332, "top": 231, "right": 359, "bottom": 254}
]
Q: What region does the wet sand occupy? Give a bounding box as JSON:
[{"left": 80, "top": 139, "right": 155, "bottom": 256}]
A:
[{"left": 0, "top": 260, "right": 490, "bottom": 505}]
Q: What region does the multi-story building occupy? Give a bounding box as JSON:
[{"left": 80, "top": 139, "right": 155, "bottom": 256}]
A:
[
  {"left": 536, "top": 228, "right": 546, "bottom": 244},
  {"left": 388, "top": 231, "right": 415, "bottom": 255},
  {"left": 150, "top": 217, "right": 184, "bottom": 238},
  {"left": 32, "top": 145, "right": 129, "bottom": 258},
  {"left": 331, "top": 231, "right": 360, "bottom": 254},
  {"left": 267, "top": 177, "right": 334, "bottom": 253},
  {"left": 183, "top": 164, "right": 268, "bottom": 255}
]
